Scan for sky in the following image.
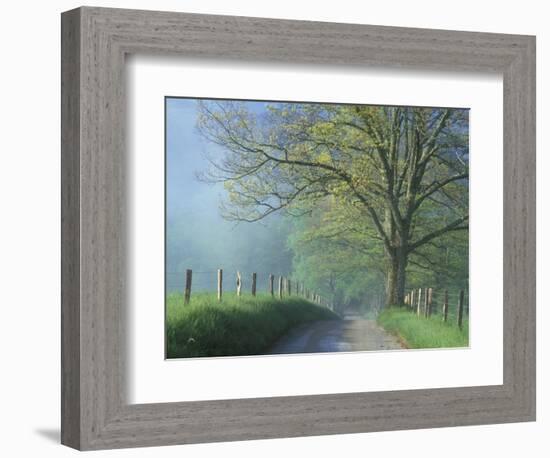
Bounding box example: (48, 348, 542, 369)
(165, 98, 293, 293)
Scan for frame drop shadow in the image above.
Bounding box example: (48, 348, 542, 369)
(35, 428, 60, 443)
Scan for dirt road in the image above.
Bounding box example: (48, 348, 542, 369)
(268, 318, 403, 354)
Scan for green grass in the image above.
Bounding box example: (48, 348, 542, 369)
(166, 292, 340, 358)
(377, 307, 469, 349)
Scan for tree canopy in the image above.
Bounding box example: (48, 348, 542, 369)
(195, 100, 469, 307)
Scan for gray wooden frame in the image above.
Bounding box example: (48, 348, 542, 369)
(61, 6, 536, 451)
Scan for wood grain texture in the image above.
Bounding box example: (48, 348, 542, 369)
(61, 7, 81, 450)
(61, 6, 536, 450)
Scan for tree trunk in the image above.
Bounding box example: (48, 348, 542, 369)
(385, 248, 407, 307)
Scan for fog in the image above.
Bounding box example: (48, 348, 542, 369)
(166, 98, 294, 293)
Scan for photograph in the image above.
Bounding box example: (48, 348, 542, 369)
(165, 97, 470, 359)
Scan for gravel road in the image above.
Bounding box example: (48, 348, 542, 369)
(268, 318, 404, 354)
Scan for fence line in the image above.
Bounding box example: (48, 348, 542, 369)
(404, 287, 468, 330)
(177, 268, 334, 310)
(176, 269, 467, 325)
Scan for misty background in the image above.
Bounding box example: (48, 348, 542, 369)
(166, 98, 294, 293)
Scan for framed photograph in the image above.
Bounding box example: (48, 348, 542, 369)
(61, 6, 535, 450)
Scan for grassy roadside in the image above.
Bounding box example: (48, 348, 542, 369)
(166, 292, 339, 358)
(377, 307, 469, 349)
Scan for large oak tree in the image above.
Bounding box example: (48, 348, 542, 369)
(196, 101, 468, 306)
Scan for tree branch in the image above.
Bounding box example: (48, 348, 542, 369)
(414, 173, 468, 210)
(409, 216, 469, 252)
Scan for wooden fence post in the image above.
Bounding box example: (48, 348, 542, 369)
(269, 274, 274, 296)
(416, 288, 422, 316)
(411, 290, 415, 311)
(236, 271, 242, 297)
(423, 288, 428, 318)
(457, 290, 465, 329)
(427, 288, 433, 317)
(251, 272, 257, 296)
(278, 276, 283, 299)
(217, 269, 223, 302)
(442, 290, 449, 322)
(184, 269, 192, 305)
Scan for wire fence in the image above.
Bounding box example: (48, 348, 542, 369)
(169, 268, 333, 310)
(167, 270, 468, 328)
(167, 270, 278, 294)
(404, 287, 469, 329)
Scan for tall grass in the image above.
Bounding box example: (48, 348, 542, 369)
(377, 307, 469, 349)
(166, 292, 339, 358)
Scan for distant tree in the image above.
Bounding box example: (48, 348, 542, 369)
(197, 101, 468, 306)
(287, 195, 386, 311)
